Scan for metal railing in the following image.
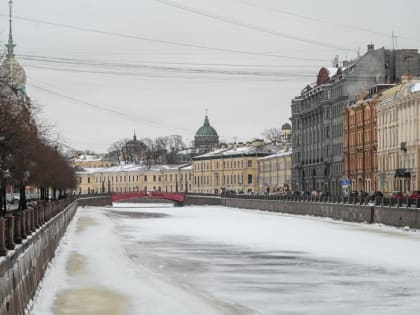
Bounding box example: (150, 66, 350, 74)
(0, 194, 111, 257)
(220, 194, 420, 208)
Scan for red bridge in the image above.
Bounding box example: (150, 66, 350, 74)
(111, 191, 185, 203)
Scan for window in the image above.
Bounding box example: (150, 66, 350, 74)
(144, 176, 147, 182)
(87, 177, 90, 184)
(248, 174, 253, 184)
(247, 160, 252, 167)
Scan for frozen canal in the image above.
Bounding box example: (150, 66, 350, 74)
(31, 203, 420, 315)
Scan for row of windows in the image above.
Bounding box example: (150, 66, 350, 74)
(195, 160, 251, 170)
(194, 174, 252, 186)
(83, 173, 192, 185)
(258, 161, 291, 172)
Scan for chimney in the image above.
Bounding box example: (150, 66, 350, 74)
(367, 44, 375, 53)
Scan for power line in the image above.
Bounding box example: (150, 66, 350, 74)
(229, 0, 420, 44)
(19, 53, 321, 69)
(27, 83, 194, 133)
(21, 54, 384, 83)
(20, 54, 319, 79)
(0, 14, 330, 62)
(28, 82, 239, 142)
(26, 64, 309, 83)
(149, 0, 354, 52)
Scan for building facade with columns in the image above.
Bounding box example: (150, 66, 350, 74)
(257, 149, 292, 193)
(192, 140, 271, 194)
(377, 80, 420, 195)
(75, 163, 193, 195)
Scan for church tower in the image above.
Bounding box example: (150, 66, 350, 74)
(0, 0, 27, 92)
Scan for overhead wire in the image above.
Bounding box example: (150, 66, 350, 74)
(148, 0, 355, 52)
(20, 54, 319, 79)
(0, 14, 331, 62)
(20, 53, 321, 69)
(21, 53, 383, 83)
(229, 0, 420, 44)
(27, 82, 193, 133)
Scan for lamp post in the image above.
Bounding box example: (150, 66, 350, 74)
(2, 170, 11, 215)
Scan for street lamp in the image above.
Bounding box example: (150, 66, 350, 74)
(3, 169, 11, 213)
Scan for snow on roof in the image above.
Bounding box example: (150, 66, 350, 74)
(72, 154, 102, 162)
(76, 163, 189, 174)
(179, 164, 193, 170)
(411, 83, 420, 93)
(327, 67, 339, 77)
(195, 146, 266, 159)
(223, 146, 260, 156)
(258, 150, 292, 161)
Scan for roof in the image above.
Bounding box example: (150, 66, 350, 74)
(194, 145, 270, 160)
(258, 150, 292, 161)
(72, 154, 103, 162)
(378, 81, 420, 107)
(76, 163, 189, 174)
(281, 122, 291, 130)
(410, 83, 420, 93)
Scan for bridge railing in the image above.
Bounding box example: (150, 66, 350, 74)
(111, 191, 185, 202)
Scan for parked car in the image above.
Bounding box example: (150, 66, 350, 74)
(407, 191, 420, 199)
(360, 191, 369, 198)
(389, 191, 404, 198)
(368, 191, 383, 201)
(349, 190, 359, 197)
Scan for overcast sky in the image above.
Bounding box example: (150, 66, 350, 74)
(1, 0, 419, 152)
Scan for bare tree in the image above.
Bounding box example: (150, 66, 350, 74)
(107, 139, 129, 164)
(262, 127, 282, 145)
(0, 80, 76, 213)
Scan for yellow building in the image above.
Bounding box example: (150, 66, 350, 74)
(75, 163, 192, 195)
(192, 141, 271, 194)
(377, 80, 420, 194)
(257, 150, 292, 193)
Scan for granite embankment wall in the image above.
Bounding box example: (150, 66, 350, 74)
(0, 195, 111, 315)
(223, 198, 420, 229)
(185, 195, 223, 206)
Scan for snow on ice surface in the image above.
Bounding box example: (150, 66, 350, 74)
(30, 203, 420, 315)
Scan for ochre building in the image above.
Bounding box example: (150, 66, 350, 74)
(192, 140, 271, 194)
(377, 80, 420, 194)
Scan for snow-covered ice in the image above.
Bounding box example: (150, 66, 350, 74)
(30, 203, 420, 314)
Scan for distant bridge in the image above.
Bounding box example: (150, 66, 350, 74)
(111, 191, 185, 205)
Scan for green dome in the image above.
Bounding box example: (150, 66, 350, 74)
(194, 115, 219, 148)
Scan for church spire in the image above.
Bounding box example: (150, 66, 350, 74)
(203, 108, 210, 126)
(6, 0, 16, 58)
